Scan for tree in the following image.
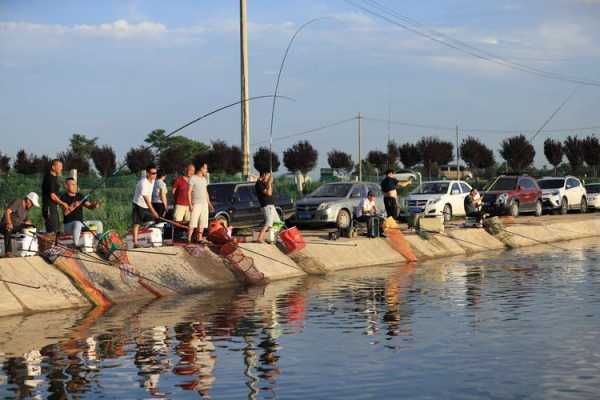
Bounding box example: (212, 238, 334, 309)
(386, 140, 400, 170)
(417, 137, 454, 178)
(32, 155, 51, 174)
(91, 146, 117, 177)
(145, 129, 209, 164)
(0, 152, 10, 174)
(327, 150, 354, 173)
(253, 147, 280, 174)
(399, 143, 421, 169)
(59, 150, 90, 175)
(205, 140, 242, 175)
(460, 137, 495, 173)
(283, 141, 318, 175)
(159, 144, 189, 175)
(353, 159, 377, 178)
(583, 136, 600, 177)
(563, 136, 585, 174)
(126, 146, 155, 174)
(367, 150, 388, 176)
(499, 135, 535, 172)
(14, 150, 36, 174)
(69, 133, 99, 158)
(144, 129, 170, 152)
(543, 139, 563, 176)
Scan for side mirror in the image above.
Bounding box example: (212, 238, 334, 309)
(231, 194, 238, 203)
(517, 185, 523, 191)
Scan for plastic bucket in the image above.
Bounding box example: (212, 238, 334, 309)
(279, 227, 305, 254)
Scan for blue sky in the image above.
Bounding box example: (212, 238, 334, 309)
(2, 0, 600, 171)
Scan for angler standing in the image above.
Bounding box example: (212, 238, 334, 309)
(42, 159, 68, 233)
(187, 161, 213, 243)
(151, 170, 169, 219)
(172, 163, 195, 223)
(381, 169, 401, 220)
(255, 170, 281, 243)
(131, 164, 160, 248)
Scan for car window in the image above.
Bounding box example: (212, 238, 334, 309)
(412, 182, 450, 195)
(519, 178, 535, 190)
(350, 185, 366, 198)
(566, 178, 580, 188)
(460, 183, 471, 193)
(585, 184, 600, 194)
(208, 185, 235, 203)
(539, 179, 564, 190)
(488, 177, 517, 191)
(450, 183, 461, 194)
(236, 185, 257, 202)
(308, 183, 353, 198)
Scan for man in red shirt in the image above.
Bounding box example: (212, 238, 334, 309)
(172, 163, 195, 222)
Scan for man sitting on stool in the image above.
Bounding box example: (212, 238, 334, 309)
(0, 192, 39, 257)
(61, 178, 104, 248)
(356, 191, 385, 238)
(464, 188, 483, 224)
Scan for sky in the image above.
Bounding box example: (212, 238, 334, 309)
(1, 0, 600, 173)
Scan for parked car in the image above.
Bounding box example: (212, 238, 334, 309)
(407, 180, 472, 222)
(584, 183, 600, 210)
(482, 174, 542, 217)
(294, 182, 385, 229)
(538, 176, 587, 214)
(207, 182, 294, 228)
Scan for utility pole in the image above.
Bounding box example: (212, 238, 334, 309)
(240, 0, 251, 180)
(456, 125, 461, 180)
(358, 113, 362, 181)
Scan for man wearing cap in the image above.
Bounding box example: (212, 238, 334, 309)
(0, 193, 40, 257)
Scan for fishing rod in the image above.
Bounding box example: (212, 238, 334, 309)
(0, 278, 41, 290)
(75, 94, 293, 209)
(237, 244, 303, 271)
(268, 17, 330, 173)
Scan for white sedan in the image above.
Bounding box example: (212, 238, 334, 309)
(585, 183, 600, 209)
(407, 180, 473, 222)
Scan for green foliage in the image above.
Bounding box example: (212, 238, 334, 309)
(69, 133, 99, 158)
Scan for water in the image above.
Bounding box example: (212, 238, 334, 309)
(1, 238, 600, 399)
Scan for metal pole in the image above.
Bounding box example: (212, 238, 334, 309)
(456, 125, 461, 180)
(240, 0, 251, 180)
(358, 113, 362, 181)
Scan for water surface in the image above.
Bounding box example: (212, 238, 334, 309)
(1, 238, 600, 399)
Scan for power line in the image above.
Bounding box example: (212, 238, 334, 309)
(344, 0, 600, 87)
(251, 117, 356, 147)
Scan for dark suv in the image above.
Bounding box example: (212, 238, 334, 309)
(482, 175, 543, 217)
(207, 182, 294, 228)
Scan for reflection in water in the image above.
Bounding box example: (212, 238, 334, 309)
(1, 238, 600, 399)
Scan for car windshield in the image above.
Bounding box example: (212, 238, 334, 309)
(539, 179, 564, 190)
(208, 185, 235, 202)
(412, 182, 449, 195)
(488, 177, 517, 191)
(585, 184, 600, 194)
(308, 183, 353, 198)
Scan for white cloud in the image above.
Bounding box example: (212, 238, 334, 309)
(0, 20, 167, 39)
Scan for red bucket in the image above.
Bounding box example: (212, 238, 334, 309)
(279, 227, 305, 254)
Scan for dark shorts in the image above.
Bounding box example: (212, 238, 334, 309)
(132, 203, 153, 226)
(384, 197, 398, 219)
(43, 204, 59, 233)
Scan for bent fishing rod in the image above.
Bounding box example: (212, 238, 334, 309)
(76, 94, 293, 208)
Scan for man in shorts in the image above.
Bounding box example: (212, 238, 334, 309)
(132, 164, 160, 247)
(255, 171, 281, 243)
(187, 161, 213, 242)
(172, 163, 195, 222)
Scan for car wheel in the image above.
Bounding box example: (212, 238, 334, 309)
(336, 209, 352, 229)
(509, 201, 519, 217)
(560, 197, 568, 215)
(580, 197, 588, 214)
(215, 214, 229, 228)
(534, 200, 543, 217)
(442, 204, 452, 223)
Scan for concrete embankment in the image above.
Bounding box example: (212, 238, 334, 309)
(0, 215, 599, 318)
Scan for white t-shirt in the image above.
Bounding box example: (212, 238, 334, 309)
(357, 198, 377, 218)
(189, 175, 209, 205)
(133, 177, 154, 209)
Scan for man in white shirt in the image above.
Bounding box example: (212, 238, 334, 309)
(132, 164, 160, 247)
(356, 191, 385, 237)
(187, 161, 214, 242)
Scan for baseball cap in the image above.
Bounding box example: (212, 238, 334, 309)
(26, 192, 40, 208)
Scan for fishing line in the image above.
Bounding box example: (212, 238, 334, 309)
(0, 278, 41, 290)
(268, 17, 331, 172)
